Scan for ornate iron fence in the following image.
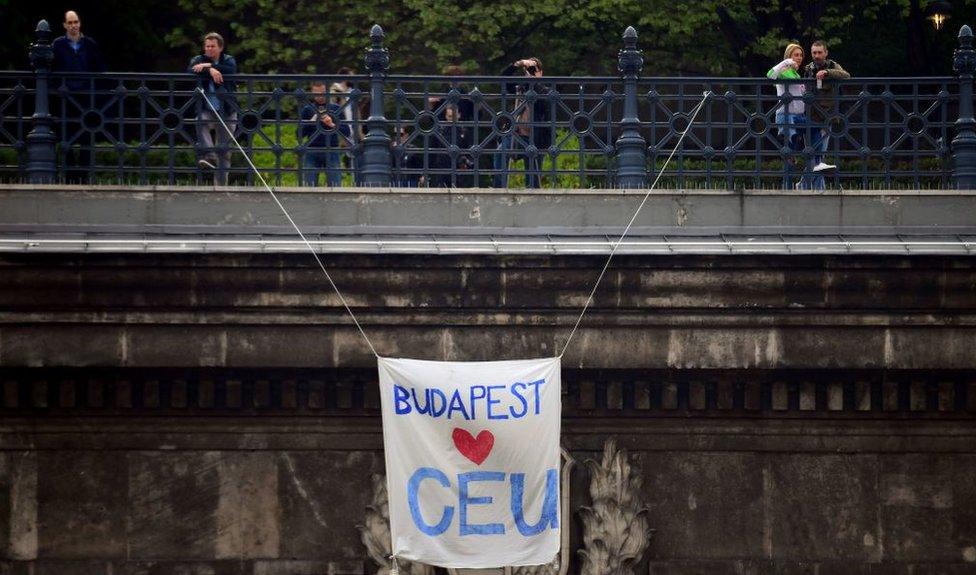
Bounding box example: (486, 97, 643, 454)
(637, 77, 955, 189)
(6, 21, 976, 189)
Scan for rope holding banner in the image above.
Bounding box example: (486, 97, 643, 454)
(198, 85, 708, 362)
(195, 87, 380, 359)
(389, 554, 400, 575)
(558, 91, 713, 359)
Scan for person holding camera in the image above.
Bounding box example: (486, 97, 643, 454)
(493, 57, 551, 189)
(298, 80, 343, 187)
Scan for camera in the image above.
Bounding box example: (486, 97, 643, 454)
(526, 66, 537, 75)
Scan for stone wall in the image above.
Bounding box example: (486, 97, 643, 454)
(1, 252, 975, 574)
(1, 397, 974, 574)
(2, 253, 976, 369)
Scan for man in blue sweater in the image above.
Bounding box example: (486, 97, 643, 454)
(52, 10, 106, 182)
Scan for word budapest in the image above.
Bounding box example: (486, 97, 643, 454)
(392, 379, 546, 420)
(378, 357, 561, 567)
(407, 467, 558, 536)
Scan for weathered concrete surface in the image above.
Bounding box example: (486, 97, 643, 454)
(1, 421, 975, 573)
(37, 451, 127, 558)
(1, 254, 975, 369)
(640, 452, 765, 558)
(1, 186, 976, 232)
(1, 446, 383, 568)
(1, 187, 974, 573)
(3, 417, 975, 453)
(4, 312, 976, 369)
(0, 453, 36, 560)
(635, 450, 976, 571)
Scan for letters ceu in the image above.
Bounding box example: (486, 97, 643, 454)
(407, 467, 559, 536)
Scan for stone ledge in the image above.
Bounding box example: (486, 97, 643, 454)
(2, 416, 974, 453)
(2, 187, 976, 231)
(4, 324, 976, 368)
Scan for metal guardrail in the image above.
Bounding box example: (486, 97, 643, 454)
(5, 22, 976, 190)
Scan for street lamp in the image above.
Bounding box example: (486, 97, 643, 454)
(926, 0, 953, 30)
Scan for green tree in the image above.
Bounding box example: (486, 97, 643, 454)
(164, 0, 431, 73)
(394, 0, 975, 76)
(5, 0, 976, 76)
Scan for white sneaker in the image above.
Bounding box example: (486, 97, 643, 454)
(812, 161, 837, 172)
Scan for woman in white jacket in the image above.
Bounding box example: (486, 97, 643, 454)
(767, 43, 807, 189)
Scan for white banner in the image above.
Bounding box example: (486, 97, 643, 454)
(378, 357, 561, 568)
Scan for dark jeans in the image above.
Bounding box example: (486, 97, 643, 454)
(779, 113, 807, 190)
(53, 93, 95, 183)
(61, 120, 93, 183)
(493, 134, 542, 189)
(302, 150, 342, 187)
(804, 129, 830, 190)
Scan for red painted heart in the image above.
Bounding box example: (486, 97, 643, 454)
(452, 428, 494, 465)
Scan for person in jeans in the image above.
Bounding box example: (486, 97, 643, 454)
(188, 32, 238, 185)
(298, 81, 342, 187)
(767, 43, 807, 190)
(493, 57, 551, 189)
(803, 40, 850, 190)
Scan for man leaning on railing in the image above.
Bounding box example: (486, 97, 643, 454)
(803, 40, 849, 190)
(188, 31, 238, 186)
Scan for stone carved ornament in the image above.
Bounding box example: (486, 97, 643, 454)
(358, 473, 434, 575)
(578, 440, 652, 575)
(361, 442, 649, 574)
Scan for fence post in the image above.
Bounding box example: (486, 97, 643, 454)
(615, 26, 647, 189)
(26, 20, 57, 184)
(360, 24, 392, 187)
(953, 25, 976, 189)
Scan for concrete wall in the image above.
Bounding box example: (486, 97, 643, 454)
(1, 252, 975, 574)
(2, 187, 976, 231)
(2, 253, 976, 369)
(1, 408, 975, 574)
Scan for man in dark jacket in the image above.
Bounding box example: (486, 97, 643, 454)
(803, 40, 850, 190)
(189, 32, 238, 185)
(493, 57, 552, 189)
(298, 81, 343, 187)
(52, 10, 106, 182)
(428, 102, 474, 188)
(52, 11, 106, 88)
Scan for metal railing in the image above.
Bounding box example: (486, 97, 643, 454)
(5, 21, 976, 190)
